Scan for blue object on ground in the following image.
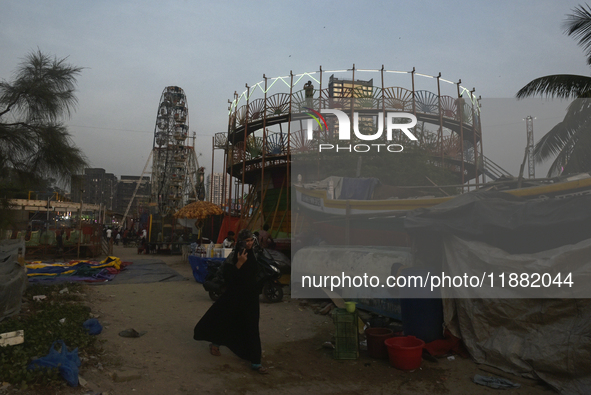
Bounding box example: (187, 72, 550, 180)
(473, 374, 521, 389)
(189, 256, 225, 283)
(28, 340, 81, 386)
(83, 318, 103, 335)
(400, 268, 444, 343)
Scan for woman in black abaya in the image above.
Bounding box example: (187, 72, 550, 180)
(193, 229, 268, 374)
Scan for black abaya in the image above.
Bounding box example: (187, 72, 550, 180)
(193, 250, 262, 364)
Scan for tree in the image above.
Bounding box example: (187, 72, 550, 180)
(0, 50, 87, 196)
(516, 4, 591, 176)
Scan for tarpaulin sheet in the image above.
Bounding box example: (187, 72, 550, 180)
(444, 297, 591, 394)
(440, 235, 591, 299)
(405, 191, 591, 254)
(0, 239, 27, 321)
(339, 177, 379, 200)
(97, 259, 186, 284)
(405, 191, 591, 394)
(26, 256, 124, 282)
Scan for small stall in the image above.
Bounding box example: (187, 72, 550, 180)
(174, 201, 228, 282)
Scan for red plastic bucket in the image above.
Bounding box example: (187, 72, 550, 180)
(365, 328, 394, 359)
(384, 336, 425, 370)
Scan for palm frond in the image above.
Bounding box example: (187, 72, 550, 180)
(534, 99, 591, 176)
(516, 75, 591, 99)
(564, 4, 591, 65)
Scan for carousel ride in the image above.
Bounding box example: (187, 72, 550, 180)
(211, 67, 511, 248)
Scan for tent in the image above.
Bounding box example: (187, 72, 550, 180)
(405, 191, 591, 394)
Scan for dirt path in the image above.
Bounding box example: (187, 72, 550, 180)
(51, 246, 552, 394)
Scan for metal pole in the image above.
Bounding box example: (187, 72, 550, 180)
(77, 196, 83, 259)
(381, 65, 386, 142)
(411, 67, 416, 116)
(228, 91, 238, 215)
(210, 136, 215, 202)
(350, 64, 355, 127)
(437, 73, 444, 164)
(241, 84, 250, 221)
(470, 88, 478, 187)
(478, 96, 485, 184)
(260, 75, 268, 225)
(457, 80, 465, 191)
(317, 66, 323, 180)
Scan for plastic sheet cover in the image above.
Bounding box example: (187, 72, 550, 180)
(0, 239, 27, 321)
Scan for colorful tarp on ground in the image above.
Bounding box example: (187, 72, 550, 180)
(26, 256, 131, 283)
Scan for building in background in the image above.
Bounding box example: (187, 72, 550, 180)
(70, 170, 150, 218)
(70, 168, 118, 209)
(207, 172, 230, 206)
(116, 175, 151, 217)
(327, 75, 375, 137)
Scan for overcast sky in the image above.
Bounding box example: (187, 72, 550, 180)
(1, 0, 589, 185)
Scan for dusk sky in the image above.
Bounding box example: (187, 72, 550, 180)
(1, 0, 590, 184)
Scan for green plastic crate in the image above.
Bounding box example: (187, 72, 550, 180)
(332, 308, 359, 359)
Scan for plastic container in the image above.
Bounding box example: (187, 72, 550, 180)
(399, 268, 444, 343)
(344, 301, 356, 313)
(188, 256, 209, 283)
(365, 328, 394, 359)
(400, 298, 443, 343)
(332, 308, 358, 359)
(384, 335, 425, 370)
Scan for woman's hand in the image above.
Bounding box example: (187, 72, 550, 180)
(236, 249, 248, 269)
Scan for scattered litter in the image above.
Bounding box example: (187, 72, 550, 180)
(0, 330, 24, 347)
(118, 328, 147, 338)
(59, 287, 69, 294)
(28, 340, 81, 387)
(32, 295, 46, 301)
(59, 318, 66, 324)
(83, 319, 103, 335)
(473, 374, 521, 389)
(359, 340, 367, 351)
(447, 356, 455, 361)
(319, 303, 335, 315)
(322, 341, 335, 349)
(422, 349, 438, 363)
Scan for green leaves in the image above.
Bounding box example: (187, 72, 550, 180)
(0, 283, 99, 387)
(515, 5, 591, 175)
(0, 50, 87, 195)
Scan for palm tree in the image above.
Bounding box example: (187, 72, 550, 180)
(0, 50, 87, 193)
(516, 4, 591, 176)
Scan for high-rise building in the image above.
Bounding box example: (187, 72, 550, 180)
(327, 75, 375, 138)
(207, 173, 229, 206)
(75, 168, 118, 209)
(328, 75, 373, 99)
(116, 175, 151, 217)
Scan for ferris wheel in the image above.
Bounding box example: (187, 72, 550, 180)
(151, 86, 203, 216)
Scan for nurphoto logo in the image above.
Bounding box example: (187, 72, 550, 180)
(304, 108, 418, 153)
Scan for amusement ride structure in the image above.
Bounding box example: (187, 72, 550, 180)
(151, 86, 203, 216)
(121, 86, 204, 229)
(211, 66, 512, 246)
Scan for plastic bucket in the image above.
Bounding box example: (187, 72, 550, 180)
(365, 328, 394, 359)
(384, 336, 425, 370)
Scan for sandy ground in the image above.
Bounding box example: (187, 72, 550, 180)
(22, 245, 555, 394)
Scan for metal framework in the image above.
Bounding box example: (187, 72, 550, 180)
(525, 115, 535, 179)
(151, 86, 202, 216)
(218, 67, 488, 187)
(212, 67, 495, 237)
